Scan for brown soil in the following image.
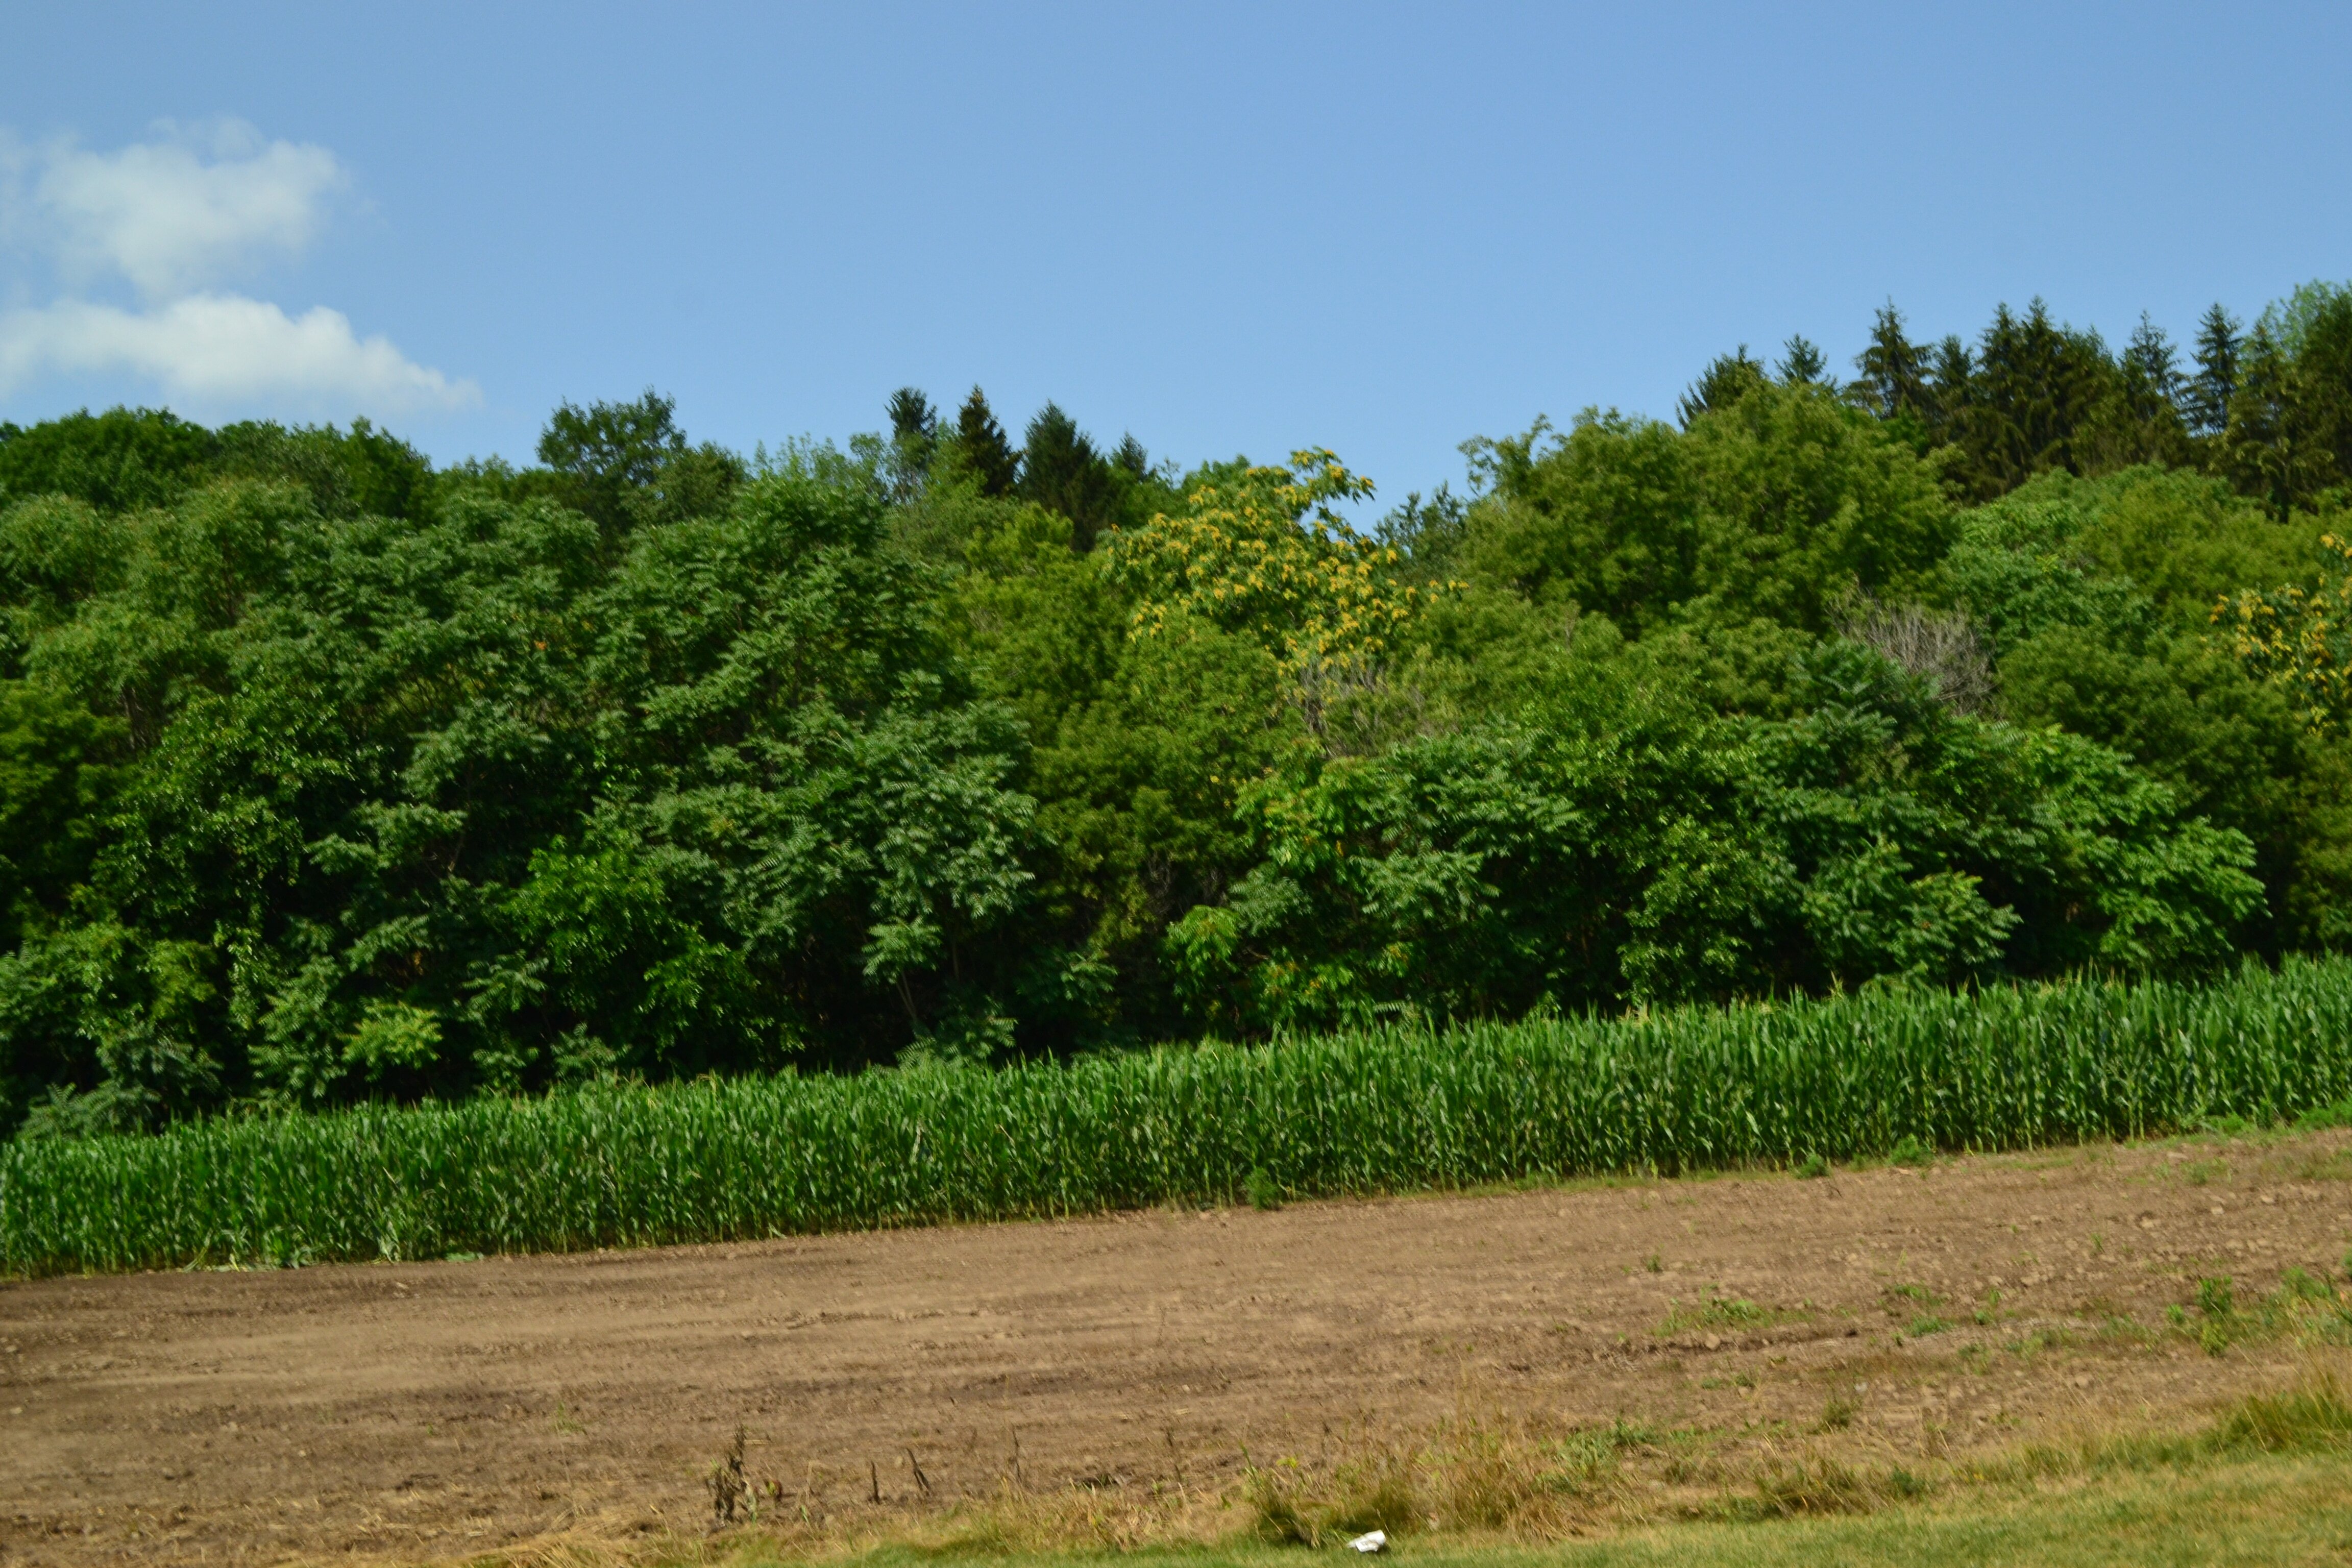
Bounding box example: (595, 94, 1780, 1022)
(6, 1130, 2351, 1565)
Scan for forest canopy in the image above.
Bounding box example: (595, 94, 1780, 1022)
(4, 283, 2351, 1136)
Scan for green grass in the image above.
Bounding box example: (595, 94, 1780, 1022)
(734, 1457, 2352, 1566)
(9, 956, 2352, 1277)
(655, 1376, 2352, 1567)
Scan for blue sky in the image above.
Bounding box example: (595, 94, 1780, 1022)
(2, 1, 2347, 509)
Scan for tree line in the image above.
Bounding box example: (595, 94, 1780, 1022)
(2, 281, 2348, 1135)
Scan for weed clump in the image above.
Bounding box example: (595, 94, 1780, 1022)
(2214, 1372, 2352, 1453)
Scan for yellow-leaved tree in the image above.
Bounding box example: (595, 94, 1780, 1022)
(1103, 450, 1446, 739)
(2216, 533, 2352, 730)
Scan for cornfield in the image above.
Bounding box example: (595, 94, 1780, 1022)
(7, 958, 2351, 1277)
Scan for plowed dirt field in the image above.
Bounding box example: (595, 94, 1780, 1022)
(6, 1130, 2352, 1565)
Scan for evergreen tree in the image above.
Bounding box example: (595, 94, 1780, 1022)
(2188, 304, 2241, 437)
(1677, 346, 1768, 427)
(2095, 313, 2193, 470)
(1927, 334, 1974, 449)
(2222, 323, 2302, 517)
(1776, 335, 1829, 386)
(955, 386, 1020, 498)
(1854, 303, 1929, 421)
(888, 387, 937, 448)
(2281, 283, 2352, 489)
(1957, 300, 2115, 495)
(1019, 402, 1119, 550)
(885, 387, 938, 501)
(2120, 314, 2182, 418)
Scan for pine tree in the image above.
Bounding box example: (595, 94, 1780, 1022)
(2121, 315, 2181, 412)
(2104, 313, 2192, 468)
(1019, 402, 1118, 550)
(1963, 300, 2113, 491)
(1927, 334, 1973, 439)
(1854, 303, 1928, 421)
(1776, 335, 1829, 386)
(2188, 305, 2241, 438)
(1924, 333, 1987, 496)
(955, 386, 1019, 498)
(2284, 284, 2352, 491)
(1676, 346, 1768, 427)
(887, 387, 936, 447)
(884, 387, 937, 501)
(2223, 323, 2302, 517)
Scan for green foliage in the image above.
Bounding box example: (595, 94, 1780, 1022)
(1166, 641, 2259, 1033)
(1462, 382, 1953, 635)
(1017, 403, 1119, 550)
(1949, 469, 2352, 953)
(9, 955, 2352, 1275)
(0, 406, 433, 522)
(954, 386, 1020, 499)
(0, 407, 220, 513)
(0, 682, 122, 932)
(0, 409, 1036, 1131)
(946, 496, 1300, 1045)
(531, 389, 745, 535)
(3, 278, 2350, 1137)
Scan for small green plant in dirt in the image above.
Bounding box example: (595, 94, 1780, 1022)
(2193, 1273, 2252, 1355)
(1888, 1134, 1935, 1168)
(1658, 1291, 1806, 1337)
(2004, 1327, 2074, 1361)
(2168, 1267, 2352, 1355)
(2180, 1158, 2228, 1187)
(1793, 1152, 1830, 1180)
(707, 1426, 750, 1528)
(2279, 1266, 2331, 1305)
(1817, 1389, 1858, 1431)
(2091, 1310, 2153, 1346)
(1974, 1287, 2004, 1326)
(1244, 1166, 1283, 1211)
(1883, 1282, 1944, 1328)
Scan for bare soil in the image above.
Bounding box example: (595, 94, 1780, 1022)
(6, 1130, 2352, 1565)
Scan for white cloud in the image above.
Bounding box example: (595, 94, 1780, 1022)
(0, 293, 479, 414)
(26, 120, 347, 300)
(0, 121, 474, 420)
